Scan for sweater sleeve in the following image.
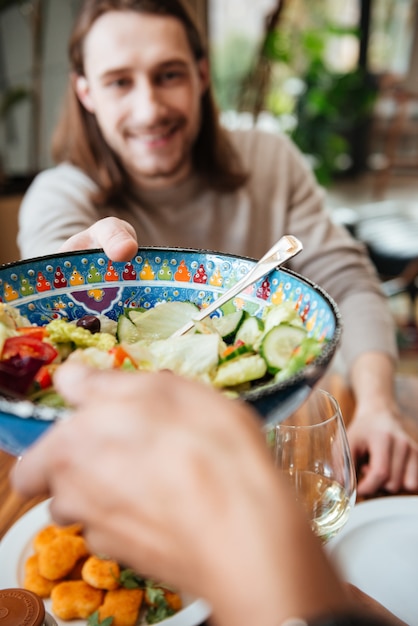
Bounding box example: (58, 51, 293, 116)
(18, 164, 102, 259)
(279, 136, 398, 370)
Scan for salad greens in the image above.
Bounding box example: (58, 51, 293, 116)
(0, 299, 325, 405)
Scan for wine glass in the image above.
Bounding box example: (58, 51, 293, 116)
(274, 387, 357, 543)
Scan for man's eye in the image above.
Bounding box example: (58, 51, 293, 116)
(107, 77, 131, 89)
(158, 70, 185, 85)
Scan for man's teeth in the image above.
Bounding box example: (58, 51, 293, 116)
(139, 128, 175, 141)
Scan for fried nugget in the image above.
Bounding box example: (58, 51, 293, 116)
(163, 590, 182, 612)
(23, 554, 57, 598)
(51, 580, 103, 620)
(81, 555, 121, 590)
(38, 534, 89, 580)
(33, 525, 58, 552)
(33, 523, 83, 553)
(98, 587, 144, 626)
(66, 555, 89, 580)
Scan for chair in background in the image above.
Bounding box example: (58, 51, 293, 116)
(332, 201, 418, 343)
(370, 80, 418, 199)
(369, 5, 418, 199)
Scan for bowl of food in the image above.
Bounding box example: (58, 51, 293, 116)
(0, 247, 341, 454)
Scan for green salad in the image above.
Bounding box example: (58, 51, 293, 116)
(0, 300, 325, 407)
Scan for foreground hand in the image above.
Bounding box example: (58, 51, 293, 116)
(12, 365, 350, 626)
(58, 216, 138, 262)
(348, 405, 418, 496)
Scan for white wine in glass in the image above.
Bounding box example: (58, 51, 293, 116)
(274, 388, 357, 543)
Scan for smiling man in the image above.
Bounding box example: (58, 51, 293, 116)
(74, 9, 208, 188)
(17, 0, 418, 499)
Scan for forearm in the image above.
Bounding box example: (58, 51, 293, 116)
(336, 290, 398, 374)
(349, 351, 397, 415)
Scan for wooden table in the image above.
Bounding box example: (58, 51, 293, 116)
(1, 373, 418, 541)
(0, 194, 21, 265)
(0, 455, 45, 540)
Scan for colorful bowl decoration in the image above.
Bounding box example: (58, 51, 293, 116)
(0, 247, 342, 455)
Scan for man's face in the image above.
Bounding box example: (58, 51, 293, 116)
(75, 11, 209, 189)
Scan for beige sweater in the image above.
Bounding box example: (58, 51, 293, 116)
(18, 128, 397, 369)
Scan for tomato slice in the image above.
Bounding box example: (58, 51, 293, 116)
(0, 336, 58, 395)
(33, 364, 55, 390)
(2, 336, 57, 363)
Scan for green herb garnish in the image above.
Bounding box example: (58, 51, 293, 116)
(119, 567, 147, 589)
(87, 611, 113, 626)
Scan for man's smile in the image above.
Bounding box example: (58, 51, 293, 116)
(125, 120, 183, 147)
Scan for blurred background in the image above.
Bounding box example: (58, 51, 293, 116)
(1, 0, 417, 189)
(0, 0, 417, 369)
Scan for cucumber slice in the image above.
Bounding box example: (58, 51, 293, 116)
(219, 342, 252, 363)
(128, 301, 200, 340)
(117, 315, 142, 343)
(211, 310, 245, 341)
(260, 324, 307, 374)
(235, 316, 264, 348)
(126, 307, 146, 316)
(274, 337, 324, 382)
(263, 301, 304, 333)
(213, 354, 267, 387)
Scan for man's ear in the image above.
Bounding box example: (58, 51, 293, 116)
(197, 57, 210, 95)
(72, 73, 95, 113)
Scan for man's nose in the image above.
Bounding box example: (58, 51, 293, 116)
(130, 80, 166, 124)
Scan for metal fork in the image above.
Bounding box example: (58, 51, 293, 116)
(171, 235, 303, 338)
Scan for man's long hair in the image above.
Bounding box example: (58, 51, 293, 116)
(51, 0, 248, 205)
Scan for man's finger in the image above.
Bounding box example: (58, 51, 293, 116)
(59, 232, 93, 253)
(53, 362, 133, 406)
(59, 218, 138, 262)
(11, 423, 64, 498)
(88, 217, 138, 261)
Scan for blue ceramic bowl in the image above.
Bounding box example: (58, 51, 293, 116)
(0, 247, 342, 454)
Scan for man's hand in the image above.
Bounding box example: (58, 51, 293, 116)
(348, 404, 418, 495)
(12, 364, 351, 626)
(348, 352, 418, 496)
(59, 216, 138, 262)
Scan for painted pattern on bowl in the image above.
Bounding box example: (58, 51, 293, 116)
(0, 248, 337, 342)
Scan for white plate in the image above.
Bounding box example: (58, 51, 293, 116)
(327, 496, 418, 626)
(0, 500, 211, 626)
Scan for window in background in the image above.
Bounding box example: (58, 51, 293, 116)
(0, 0, 82, 178)
(368, 0, 416, 77)
(322, 0, 359, 72)
(209, 0, 277, 111)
